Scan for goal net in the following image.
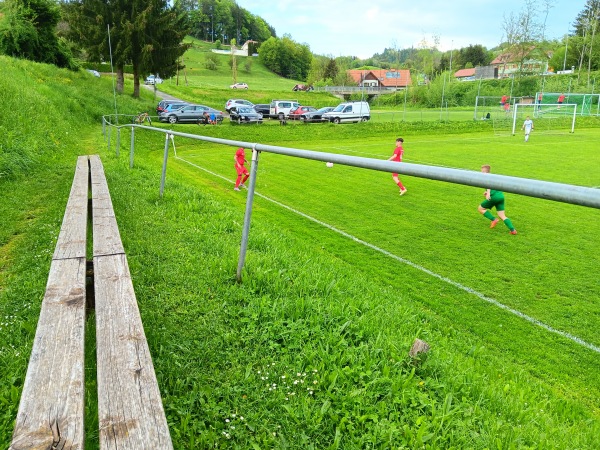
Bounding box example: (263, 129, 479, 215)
(511, 103, 577, 135)
(535, 92, 600, 116)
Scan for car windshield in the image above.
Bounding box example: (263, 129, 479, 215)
(238, 107, 252, 113)
(318, 107, 332, 112)
(332, 105, 345, 112)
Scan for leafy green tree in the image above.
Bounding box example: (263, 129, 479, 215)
(572, 0, 600, 79)
(258, 34, 311, 81)
(458, 45, 490, 68)
(64, 0, 190, 97)
(322, 57, 338, 81)
(0, 0, 77, 69)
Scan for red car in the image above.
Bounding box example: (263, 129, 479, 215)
(287, 106, 318, 120)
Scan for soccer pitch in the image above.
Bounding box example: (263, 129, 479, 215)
(170, 127, 600, 354)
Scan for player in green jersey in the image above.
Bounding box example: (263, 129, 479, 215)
(478, 165, 517, 235)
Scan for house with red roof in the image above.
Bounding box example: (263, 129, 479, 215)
(454, 68, 476, 81)
(347, 69, 411, 90)
(491, 47, 552, 78)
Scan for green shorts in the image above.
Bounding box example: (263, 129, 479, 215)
(480, 190, 505, 211)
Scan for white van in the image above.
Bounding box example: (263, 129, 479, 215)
(322, 101, 370, 123)
(269, 100, 300, 119)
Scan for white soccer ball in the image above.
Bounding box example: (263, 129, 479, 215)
(326, 162, 334, 168)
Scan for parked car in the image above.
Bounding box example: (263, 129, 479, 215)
(229, 107, 263, 124)
(292, 84, 313, 91)
(86, 69, 100, 78)
(145, 75, 163, 85)
(156, 99, 188, 114)
(287, 106, 318, 120)
(253, 104, 270, 116)
(322, 101, 371, 123)
(299, 106, 335, 122)
(225, 98, 254, 113)
(230, 82, 249, 89)
(160, 102, 189, 114)
(160, 104, 224, 124)
(269, 100, 300, 119)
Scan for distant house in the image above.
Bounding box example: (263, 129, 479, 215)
(347, 69, 411, 90)
(491, 47, 552, 78)
(454, 68, 476, 81)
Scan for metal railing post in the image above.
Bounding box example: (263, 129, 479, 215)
(236, 144, 260, 282)
(116, 128, 121, 157)
(129, 126, 135, 168)
(159, 133, 170, 198)
(107, 125, 111, 153)
(102, 117, 106, 136)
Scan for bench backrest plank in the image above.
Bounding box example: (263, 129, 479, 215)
(90, 155, 173, 449)
(10, 157, 89, 450)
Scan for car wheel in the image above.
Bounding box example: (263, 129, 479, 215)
(361, 117, 368, 122)
(237, 117, 242, 124)
(333, 117, 341, 124)
(278, 113, 285, 120)
(168, 115, 177, 124)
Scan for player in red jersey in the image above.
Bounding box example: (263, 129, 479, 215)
(234, 147, 249, 191)
(388, 138, 407, 195)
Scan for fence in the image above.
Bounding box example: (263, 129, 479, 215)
(102, 115, 600, 282)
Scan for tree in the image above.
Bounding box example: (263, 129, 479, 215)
(501, 0, 546, 78)
(64, 0, 190, 97)
(573, 0, 600, 82)
(258, 34, 312, 81)
(458, 45, 489, 68)
(0, 0, 77, 69)
(322, 58, 338, 81)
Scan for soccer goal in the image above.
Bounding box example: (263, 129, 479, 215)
(536, 92, 600, 116)
(511, 103, 577, 135)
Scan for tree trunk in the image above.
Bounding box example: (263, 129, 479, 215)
(116, 67, 124, 94)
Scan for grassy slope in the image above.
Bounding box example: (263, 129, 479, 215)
(1, 55, 600, 449)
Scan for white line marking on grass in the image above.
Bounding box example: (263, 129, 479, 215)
(175, 155, 600, 354)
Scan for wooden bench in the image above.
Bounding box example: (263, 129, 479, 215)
(10, 155, 172, 450)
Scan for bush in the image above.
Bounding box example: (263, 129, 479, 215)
(204, 53, 221, 71)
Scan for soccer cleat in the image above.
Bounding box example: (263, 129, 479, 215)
(490, 218, 499, 228)
(509, 229, 518, 235)
(399, 189, 407, 196)
(234, 187, 240, 191)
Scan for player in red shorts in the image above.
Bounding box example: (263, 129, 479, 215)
(388, 137, 407, 195)
(234, 147, 249, 191)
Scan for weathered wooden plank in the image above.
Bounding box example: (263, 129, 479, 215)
(89, 155, 124, 257)
(94, 253, 173, 450)
(10, 257, 87, 450)
(53, 156, 89, 260)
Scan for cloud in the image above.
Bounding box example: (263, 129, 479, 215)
(236, 0, 581, 58)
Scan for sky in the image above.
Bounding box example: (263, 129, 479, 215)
(234, 0, 585, 59)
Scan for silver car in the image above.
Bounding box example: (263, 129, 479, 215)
(160, 104, 224, 124)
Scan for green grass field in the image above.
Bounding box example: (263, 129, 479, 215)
(2, 53, 600, 449)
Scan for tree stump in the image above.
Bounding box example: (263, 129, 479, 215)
(409, 338, 430, 358)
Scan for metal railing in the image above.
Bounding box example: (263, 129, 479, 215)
(102, 115, 600, 282)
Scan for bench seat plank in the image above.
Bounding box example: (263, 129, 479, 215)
(89, 155, 124, 257)
(53, 155, 89, 260)
(10, 157, 89, 450)
(94, 253, 173, 450)
(90, 156, 172, 450)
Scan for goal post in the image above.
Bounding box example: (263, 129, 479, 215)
(511, 103, 577, 135)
